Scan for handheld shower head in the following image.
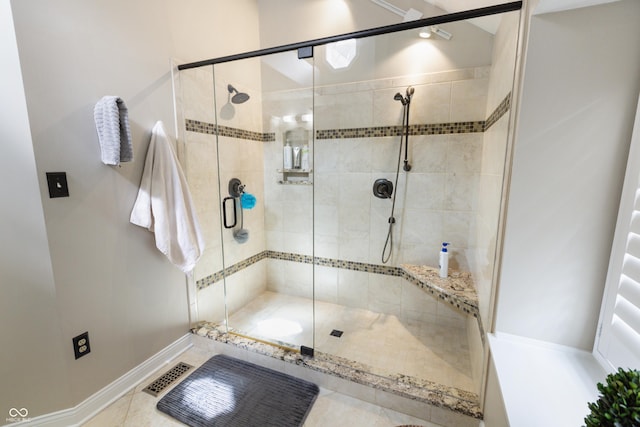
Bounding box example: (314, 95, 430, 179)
(406, 86, 415, 102)
(227, 84, 250, 104)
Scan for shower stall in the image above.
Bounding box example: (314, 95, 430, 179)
(175, 1, 521, 418)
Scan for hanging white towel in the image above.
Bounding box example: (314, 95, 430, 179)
(130, 121, 205, 273)
(94, 95, 133, 165)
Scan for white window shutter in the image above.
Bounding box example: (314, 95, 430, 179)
(595, 96, 640, 371)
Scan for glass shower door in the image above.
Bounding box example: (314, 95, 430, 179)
(180, 64, 226, 328)
(213, 49, 316, 351)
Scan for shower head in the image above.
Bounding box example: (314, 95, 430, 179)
(394, 92, 408, 105)
(394, 87, 415, 105)
(227, 84, 250, 104)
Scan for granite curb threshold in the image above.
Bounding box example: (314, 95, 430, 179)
(191, 322, 482, 420)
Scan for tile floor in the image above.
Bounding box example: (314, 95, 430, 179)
(228, 291, 474, 392)
(83, 346, 440, 427)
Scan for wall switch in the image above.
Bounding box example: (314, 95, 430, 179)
(46, 172, 69, 198)
(72, 332, 91, 359)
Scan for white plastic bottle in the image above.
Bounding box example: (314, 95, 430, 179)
(301, 144, 309, 170)
(439, 242, 449, 278)
(283, 142, 293, 170)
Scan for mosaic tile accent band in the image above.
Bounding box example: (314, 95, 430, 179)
(195, 250, 403, 291)
(186, 119, 275, 142)
(196, 251, 269, 290)
(185, 92, 511, 142)
(195, 250, 480, 313)
(267, 250, 404, 277)
(484, 93, 511, 131)
(195, 250, 484, 340)
(315, 121, 485, 139)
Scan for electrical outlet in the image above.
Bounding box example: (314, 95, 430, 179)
(72, 332, 91, 359)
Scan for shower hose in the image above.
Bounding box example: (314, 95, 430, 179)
(381, 102, 408, 264)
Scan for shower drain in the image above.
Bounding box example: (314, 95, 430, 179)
(142, 362, 193, 397)
(330, 329, 344, 337)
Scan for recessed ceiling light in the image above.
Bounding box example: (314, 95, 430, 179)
(418, 28, 432, 38)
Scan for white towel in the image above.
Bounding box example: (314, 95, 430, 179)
(94, 96, 133, 165)
(130, 121, 205, 273)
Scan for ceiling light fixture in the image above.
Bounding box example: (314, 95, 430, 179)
(370, 0, 423, 21)
(431, 26, 453, 40)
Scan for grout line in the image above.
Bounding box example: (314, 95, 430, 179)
(120, 389, 135, 426)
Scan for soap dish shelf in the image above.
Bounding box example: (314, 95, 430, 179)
(277, 169, 312, 173)
(278, 180, 313, 185)
(277, 168, 312, 185)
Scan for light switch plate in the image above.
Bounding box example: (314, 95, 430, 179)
(46, 172, 69, 198)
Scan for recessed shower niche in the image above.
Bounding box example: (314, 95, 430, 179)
(177, 2, 522, 420)
(279, 128, 312, 185)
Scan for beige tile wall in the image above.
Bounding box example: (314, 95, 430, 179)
(175, 62, 518, 403)
(178, 62, 267, 323)
(261, 68, 489, 307)
(179, 64, 504, 341)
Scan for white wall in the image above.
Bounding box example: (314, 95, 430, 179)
(256, 0, 494, 49)
(166, 0, 261, 64)
(482, 357, 509, 427)
(2, 0, 260, 418)
(496, 0, 640, 350)
(9, 0, 188, 411)
(0, 0, 72, 417)
(258, 0, 495, 85)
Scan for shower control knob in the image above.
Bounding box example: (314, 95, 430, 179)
(373, 178, 394, 199)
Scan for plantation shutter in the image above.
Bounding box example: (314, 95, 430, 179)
(596, 97, 640, 371)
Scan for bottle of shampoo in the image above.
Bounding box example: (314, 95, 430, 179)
(283, 142, 293, 170)
(439, 242, 449, 278)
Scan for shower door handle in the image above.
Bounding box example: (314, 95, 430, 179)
(222, 196, 237, 229)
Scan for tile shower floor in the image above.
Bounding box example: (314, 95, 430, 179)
(228, 291, 474, 393)
(84, 346, 439, 426)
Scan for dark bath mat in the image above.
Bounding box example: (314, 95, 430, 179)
(157, 354, 319, 427)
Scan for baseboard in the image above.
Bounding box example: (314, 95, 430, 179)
(15, 334, 192, 427)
